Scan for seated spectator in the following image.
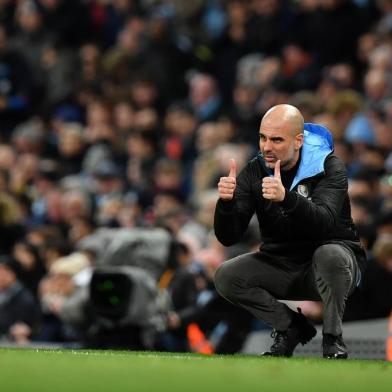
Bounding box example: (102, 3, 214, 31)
(0, 256, 41, 344)
(0, 192, 25, 253)
(155, 242, 199, 352)
(11, 241, 46, 298)
(37, 251, 91, 343)
(163, 103, 197, 164)
(0, 24, 34, 139)
(188, 73, 223, 122)
(345, 234, 392, 321)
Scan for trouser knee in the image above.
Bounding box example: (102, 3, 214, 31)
(313, 244, 352, 278)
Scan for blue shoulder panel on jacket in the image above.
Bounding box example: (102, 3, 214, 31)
(304, 123, 334, 149)
(290, 123, 334, 190)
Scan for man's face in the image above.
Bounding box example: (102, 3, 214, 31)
(259, 116, 303, 170)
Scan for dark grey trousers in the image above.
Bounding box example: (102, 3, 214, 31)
(214, 244, 360, 336)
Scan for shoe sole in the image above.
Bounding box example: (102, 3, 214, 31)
(323, 353, 348, 359)
(260, 352, 288, 357)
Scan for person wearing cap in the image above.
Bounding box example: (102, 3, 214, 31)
(93, 160, 124, 210)
(213, 104, 367, 359)
(0, 256, 41, 344)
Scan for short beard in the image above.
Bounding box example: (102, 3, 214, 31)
(280, 157, 298, 171)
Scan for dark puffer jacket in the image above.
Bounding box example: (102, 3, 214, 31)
(214, 123, 367, 277)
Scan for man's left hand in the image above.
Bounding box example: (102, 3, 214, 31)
(262, 160, 285, 202)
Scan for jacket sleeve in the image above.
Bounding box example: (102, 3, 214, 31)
(279, 155, 348, 236)
(214, 164, 256, 246)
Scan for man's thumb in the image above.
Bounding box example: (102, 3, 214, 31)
(274, 160, 281, 179)
(228, 159, 237, 178)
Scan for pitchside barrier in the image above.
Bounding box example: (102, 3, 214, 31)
(242, 315, 392, 360)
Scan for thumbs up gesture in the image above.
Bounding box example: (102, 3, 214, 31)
(262, 160, 286, 202)
(218, 159, 237, 201)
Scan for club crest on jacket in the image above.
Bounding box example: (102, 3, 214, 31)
(297, 184, 309, 198)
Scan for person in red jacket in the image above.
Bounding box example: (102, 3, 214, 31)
(214, 104, 366, 359)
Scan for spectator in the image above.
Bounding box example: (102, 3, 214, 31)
(188, 73, 223, 122)
(299, 0, 367, 66)
(12, 241, 46, 298)
(10, 0, 54, 94)
(56, 122, 86, 176)
(345, 234, 392, 320)
(246, 0, 295, 56)
(37, 0, 91, 48)
(163, 103, 197, 165)
(0, 24, 34, 138)
(0, 192, 25, 253)
(156, 241, 199, 352)
(38, 251, 91, 343)
(0, 255, 41, 344)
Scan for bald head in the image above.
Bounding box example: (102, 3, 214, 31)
(259, 104, 305, 170)
(262, 104, 304, 137)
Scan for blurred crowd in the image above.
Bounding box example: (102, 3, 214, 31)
(0, 0, 392, 352)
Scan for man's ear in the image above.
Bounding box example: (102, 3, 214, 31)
(295, 133, 304, 151)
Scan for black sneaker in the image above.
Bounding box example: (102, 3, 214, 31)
(261, 310, 317, 357)
(322, 333, 348, 359)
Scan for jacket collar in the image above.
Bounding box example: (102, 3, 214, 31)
(291, 123, 333, 190)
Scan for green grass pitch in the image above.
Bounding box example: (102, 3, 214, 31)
(0, 349, 391, 392)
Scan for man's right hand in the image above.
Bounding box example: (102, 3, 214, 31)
(218, 159, 237, 201)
